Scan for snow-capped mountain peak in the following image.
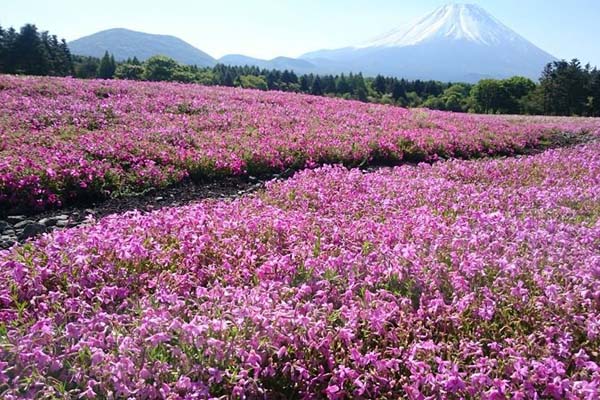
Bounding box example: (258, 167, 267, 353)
(359, 3, 522, 48)
(300, 3, 555, 82)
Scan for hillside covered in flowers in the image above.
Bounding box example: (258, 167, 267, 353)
(2, 75, 599, 211)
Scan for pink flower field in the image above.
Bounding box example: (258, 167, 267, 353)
(1, 140, 599, 398)
(1, 75, 599, 211)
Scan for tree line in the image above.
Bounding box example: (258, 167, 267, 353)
(0, 24, 73, 76)
(1, 23, 599, 117)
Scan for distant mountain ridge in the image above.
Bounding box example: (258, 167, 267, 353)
(68, 4, 557, 82)
(217, 55, 317, 74)
(68, 28, 215, 67)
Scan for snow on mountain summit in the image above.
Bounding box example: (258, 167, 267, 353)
(360, 3, 523, 48)
(299, 3, 556, 81)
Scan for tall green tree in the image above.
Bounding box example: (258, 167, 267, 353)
(311, 75, 323, 96)
(322, 75, 337, 94)
(540, 59, 589, 116)
(373, 74, 386, 94)
(0, 23, 68, 75)
(353, 73, 368, 101)
(12, 24, 48, 75)
(299, 75, 310, 92)
(222, 70, 235, 86)
(58, 39, 73, 75)
(97, 51, 116, 79)
(336, 74, 351, 94)
(391, 80, 406, 103)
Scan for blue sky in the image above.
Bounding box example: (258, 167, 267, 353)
(2, 0, 599, 66)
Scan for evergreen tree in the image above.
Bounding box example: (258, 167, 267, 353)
(311, 75, 323, 95)
(12, 24, 48, 75)
(288, 70, 298, 85)
(223, 70, 235, 86)
(0, 25, 74, 75)
(265, 71, 278, 89)
(58, 39, 73, 75)
(98, 51, 116, 79)
(413, 80, 424, 96)
(373, 75, 386, 94)
(281, 70, 294, 84)
(336, 74, 351, 95)
(299, 75, 310, 92)
(40, 31, 54, 74)
(391, 80, 406, 102)
(353, 73, 368, 101)
(322, 75, 337, 94)
(539, 59, 589, 116)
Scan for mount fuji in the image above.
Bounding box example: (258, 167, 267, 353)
(300, 3, 556, 82)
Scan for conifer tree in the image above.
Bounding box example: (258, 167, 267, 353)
(336, 74, 350, 94)
(353, 73, 368, 101)
(98, 51, 116, 79)
(311, 75, 323, 95)
(13, 24, 47, 75)
(299, 75, 310, 92)
(373, 75, 386, 94)
(391, 80, 406, 102)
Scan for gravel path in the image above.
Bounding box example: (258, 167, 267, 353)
(0, 176, 267, 249)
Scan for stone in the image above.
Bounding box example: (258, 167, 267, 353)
(14, 220, 35, 229)
(6, 215, 25, 223)
(0, 239, 16, 249)
(38, 217, 57, 227)
(53, 215, 69, 221)
(18, 223, 48, 240)
(0, 220, 9, 232)
(55, 220, 69, 228)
